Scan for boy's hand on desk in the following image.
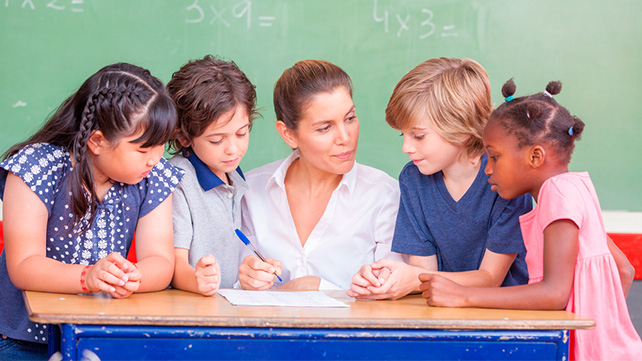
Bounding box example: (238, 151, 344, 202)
(238, 255, 282, 291)
(347, 263, 391, 298)
(195, 255, 221, 296)
(278, 276, 320, 290)
(349, 259, 415, 300)
(418, 273, 468, 307)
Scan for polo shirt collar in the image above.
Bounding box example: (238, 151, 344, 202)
(185, 150, 245, 192)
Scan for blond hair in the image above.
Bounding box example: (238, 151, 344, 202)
(385, 58, 491, 158)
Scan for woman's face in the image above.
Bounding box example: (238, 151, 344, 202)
(287, 86, 359, 175)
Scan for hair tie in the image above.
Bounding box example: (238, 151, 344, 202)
(568, 126, 574, 136)
(543, 90, 552, 98)
(505, 96, 514, 102)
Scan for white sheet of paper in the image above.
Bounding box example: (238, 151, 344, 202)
(218, 289, 349, 308)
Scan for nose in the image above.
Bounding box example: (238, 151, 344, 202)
(225, 137, 240, 154)
(335, 123, 350, 145)
(401, 136, 414, 155)
(484, 160, 492, 175)
(147, 146, 164, 167)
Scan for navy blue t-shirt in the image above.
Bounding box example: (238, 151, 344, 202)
(392, 155, 532, 286)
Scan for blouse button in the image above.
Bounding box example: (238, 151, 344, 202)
(227, 193, 233, 199)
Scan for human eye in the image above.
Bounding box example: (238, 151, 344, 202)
(237, 131, 248, 138)
(209, 138, 223, 145)
(316, 124, 332, 133)
(413, 133, 425, 140)
(345, 113, 357, 123)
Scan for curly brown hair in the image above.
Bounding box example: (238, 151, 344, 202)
(167, 55, 259, 154)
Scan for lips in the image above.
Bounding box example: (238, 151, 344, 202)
(487, 179, 497, 192)
(223, 157, 240, 166)
(334, 151, 352, 160)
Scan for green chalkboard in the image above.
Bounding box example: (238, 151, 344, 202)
(1, 0, 641, 211)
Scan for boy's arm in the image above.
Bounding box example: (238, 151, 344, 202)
(171, 248, 199, 293)
(171, 249, 221, 296)
(432, 250, 516, 287)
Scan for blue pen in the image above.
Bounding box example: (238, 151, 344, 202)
(235, 229, 283, 282)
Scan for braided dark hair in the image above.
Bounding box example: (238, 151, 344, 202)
(489, 79, 585, 164)
(3, 63, 177, 233)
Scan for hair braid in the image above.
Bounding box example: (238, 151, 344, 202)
(4, 62, 177, 236)
(490, 79, 585, 164)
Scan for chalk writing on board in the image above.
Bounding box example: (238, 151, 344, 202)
(185, 0, 276, 29)
(4, 0, 84, 13)
(373, 0, 458, 39)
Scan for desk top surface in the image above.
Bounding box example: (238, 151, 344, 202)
(24, 289, 594, 330)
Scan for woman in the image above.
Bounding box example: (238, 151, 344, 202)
(238, 59, 403, 290)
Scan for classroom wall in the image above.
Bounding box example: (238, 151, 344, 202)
(1, 0, 641, 211)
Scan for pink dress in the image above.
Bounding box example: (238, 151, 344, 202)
(519, 172, 642, 361)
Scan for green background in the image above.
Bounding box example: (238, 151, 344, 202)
(1, 0, 641, 211)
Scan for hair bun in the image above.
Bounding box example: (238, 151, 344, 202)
(501, 78, 516, 98)
(545, 81, 562, 96)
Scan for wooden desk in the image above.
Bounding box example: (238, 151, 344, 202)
(25, 289, 593, 361)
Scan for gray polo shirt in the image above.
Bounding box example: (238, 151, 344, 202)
(169, 152, 248, 289)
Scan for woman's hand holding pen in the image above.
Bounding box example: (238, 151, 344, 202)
(238, 255, 282, 290)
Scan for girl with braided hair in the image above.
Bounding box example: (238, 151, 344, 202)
(0, 63, 183, 360)
(419, 79, 641, 360)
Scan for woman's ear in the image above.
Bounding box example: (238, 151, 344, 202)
(528, 145, 546, 168)
(276, 120, 298, 149)
(86, 130, 107, 155)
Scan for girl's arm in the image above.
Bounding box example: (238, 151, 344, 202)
(132, 194, 175, 292)
(607, 235, 635, 297)
(420, 219, 579, 310)
(3, 173, 130, 294)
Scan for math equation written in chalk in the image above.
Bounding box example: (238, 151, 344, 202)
(184, 0, 277, 29)
(3, 0, 85, 13)
(373, 0, 458, 39)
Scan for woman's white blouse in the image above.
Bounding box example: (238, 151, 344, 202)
(241, 150, 404, 290)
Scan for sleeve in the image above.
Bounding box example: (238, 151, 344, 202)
(536, 179, 584, 231)
(171, 183, 193, 250)
(373, 179, 406, 262)
(138, 157, 185, 218)
(0, 143, 68, 212)
(318, 278, 342, 290)
(486, 194, 532, 255)
(390, 165, 437, 256)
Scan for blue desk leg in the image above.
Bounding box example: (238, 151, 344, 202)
(47, 324, 60, 359)
(59, 324, 78, 361)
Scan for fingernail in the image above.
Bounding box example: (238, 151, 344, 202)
(122, 275, 129, 282)
(119, 280, 125, 286)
